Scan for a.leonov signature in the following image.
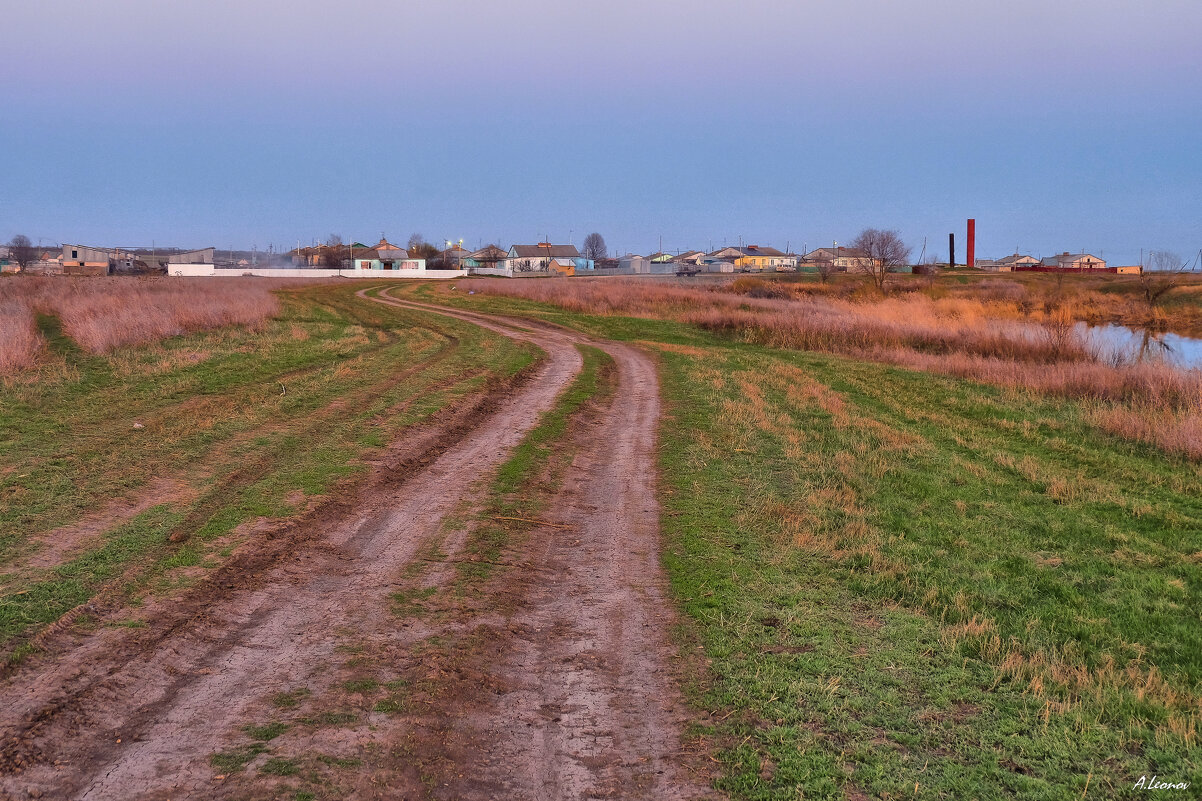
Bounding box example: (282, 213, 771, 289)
(1134, 775, 1191, 790)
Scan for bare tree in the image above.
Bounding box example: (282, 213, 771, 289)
(581, 232, 607, 261)
(1138, 250, 1188, 308)
(409, 241, 439, 261)
(320, 234, 345, 268)
(815, 258, 838, 283)
(850, 228, 911, 291)
(7, 235, 38, 271)
(407, 233, 425, 252)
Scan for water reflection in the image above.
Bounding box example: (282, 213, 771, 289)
(1074, 323, 1202, 369)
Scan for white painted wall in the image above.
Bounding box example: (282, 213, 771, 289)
(167, 266, 466, 279)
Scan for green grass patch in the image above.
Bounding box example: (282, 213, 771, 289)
(405, 283, 1202, 799)
(0, 282, 538, 657)
(342, 678, 380, 694)
(209, 743, 268, 773)
(244, 722, 290, 741)
(298, 711, 357, 727)
(259, 756, 299, 776)
(271, 688, 312, 709)
(389, 586, 438, 618)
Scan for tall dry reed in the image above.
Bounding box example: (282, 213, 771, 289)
(471, 277, 1202, 459)
(0, 297, 44, 374)
(0, 276, 284, 374)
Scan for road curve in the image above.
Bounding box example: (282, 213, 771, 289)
(0, 286, 710, 801)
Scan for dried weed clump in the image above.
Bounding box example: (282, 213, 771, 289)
(1, 276, 286, 374)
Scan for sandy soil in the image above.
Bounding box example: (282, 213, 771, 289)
(0, 289, 711, 801)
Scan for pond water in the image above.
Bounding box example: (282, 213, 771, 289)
(1074, 323, 1202, 369)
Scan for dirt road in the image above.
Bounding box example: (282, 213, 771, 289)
(0, 289, 712, 800)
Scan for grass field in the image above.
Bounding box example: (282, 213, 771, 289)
(0, 281, 538, 660)
(455, 274, 1202, 461)
(401, 278, 1202, 800)
(3, 275, 1198, 798)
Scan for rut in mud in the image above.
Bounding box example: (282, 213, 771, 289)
(0, 289, 712, 801)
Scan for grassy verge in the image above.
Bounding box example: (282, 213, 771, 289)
(0, 282, 538, 658)
(402, 280, 1202, 800)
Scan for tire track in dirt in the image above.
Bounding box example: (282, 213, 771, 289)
(370, 288, 714, 800)
(0, 288, 710, 801)
(0, 299, 579, 800)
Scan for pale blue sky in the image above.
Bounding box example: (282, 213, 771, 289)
(1, 0, 1199, 264)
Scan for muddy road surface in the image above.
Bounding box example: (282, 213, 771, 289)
(0, 289, 713, 801)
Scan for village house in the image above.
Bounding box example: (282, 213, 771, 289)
(352, 238, 425, 270)
(505, 243, 594, 273)
(434, 243, 471, 269)
(976, 253, 1040, 271)
(999, 254, 1040, 269)
(292, 243, 356, 267)
(30, 251, 63, 274)
(464, 244, 508, 270)
(800, 246, 872, 273)
(708, 245, 797, 271)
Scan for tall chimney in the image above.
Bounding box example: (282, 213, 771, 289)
(967, 219, 976, 270)
(949, 233, 955, 268)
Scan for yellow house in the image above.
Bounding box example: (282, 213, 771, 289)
(711, 245, 798, 271)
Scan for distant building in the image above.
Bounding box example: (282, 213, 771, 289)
(619, 255, 651, 274)
(800, 247, 871, 273)
(61, 244, 114, 276)
(1039, 252, 1107, 270)
(505, 243, 594, 273)
(975, 254, 1039, 271)
(292, 243, 354, 267)
(673, 250, 705, 266)
(699, 256, 737, 273)
(434, 243, 471, 269)
(708, 245, 796, 271)
(464, 244, 508, 270)
(29, 251, 63, 275)
(352, 239, 424, 270)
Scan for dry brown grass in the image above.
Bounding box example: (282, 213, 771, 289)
(0, 297, 43, 374)
(0, 276, 291, 374)
(472, 276, 1202, 459)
